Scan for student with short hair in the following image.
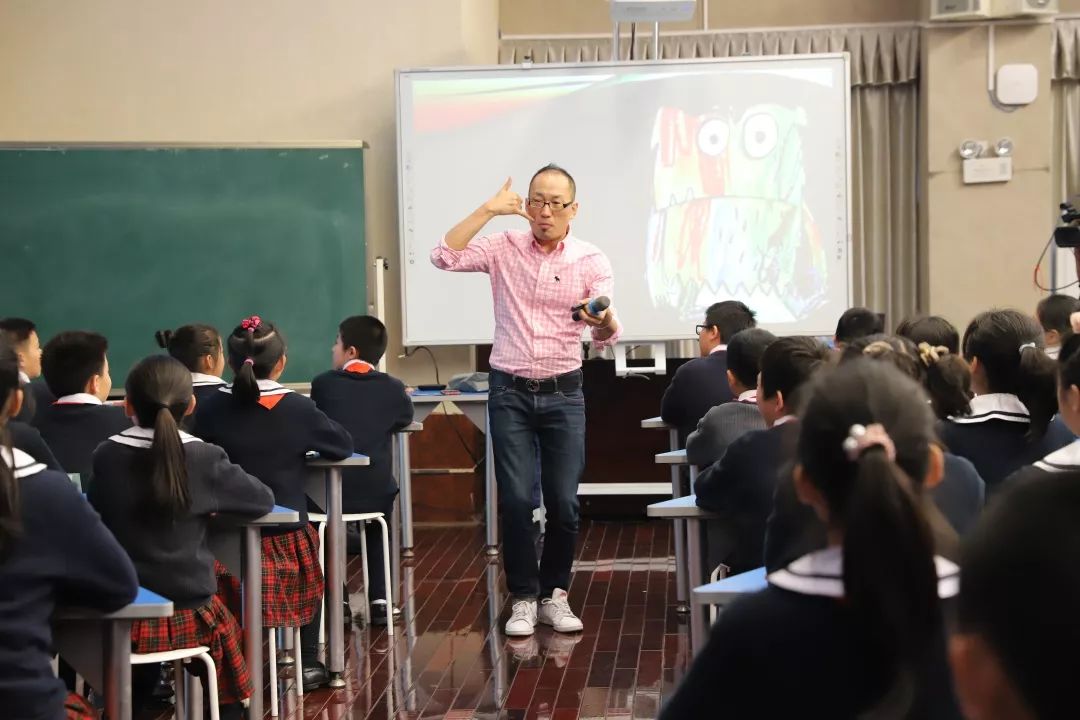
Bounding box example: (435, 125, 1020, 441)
(834, 306, 884, 348)
(35, 331, 130, 477)
(662, 361, 963, 719)
(0, 317, 51, 423)
(660, 300, 756, 440)
(155, 324, 227, 408)
(0, 338, 140, 720)
(89, 355, 273, 719)
(685, 328, 776, 466)
(950, 472, 1080, 720)
(311, 316, 414, 625)
(895, 314, 962, 355)
(193, 316, 353, 690)
(1035, 293, 1080, 359)
(694, 336, 830, 575)
(939, 310, 1074, 493)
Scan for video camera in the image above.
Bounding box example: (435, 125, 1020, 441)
(1055, 202, 1080, 248)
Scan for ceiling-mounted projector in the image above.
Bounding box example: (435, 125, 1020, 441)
(610, 0, 697, 22)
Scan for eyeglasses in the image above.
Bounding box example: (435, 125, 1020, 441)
(695, 324, 715, 336)
(526, 199, 574, 212)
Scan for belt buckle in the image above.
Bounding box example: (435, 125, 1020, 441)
(525, 378, 541, 393)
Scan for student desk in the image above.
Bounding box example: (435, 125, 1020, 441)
(409, 392, 497, 555)
(392, 420, 424, 560)
(653, 448, 698, 613)
(208, 504, 299, 720)
(306, 453, 370, 687)
(54, 587, 174, 720)
(692, 566, 768, 606)
(647, 495, 716, 656)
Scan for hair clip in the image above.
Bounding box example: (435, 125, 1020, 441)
(240, 315, 262, 331)
(1018, 342, 1037, 353)
(243, 358, 254, 366)
(917, 342, 948, 367)
(842, 423, 896, 462)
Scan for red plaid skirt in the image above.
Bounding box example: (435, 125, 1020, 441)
(215, 558, 243, 620)
(131, 595, 252, 705)
(261, 524, 323, 628)
(64, 692, 97, 720)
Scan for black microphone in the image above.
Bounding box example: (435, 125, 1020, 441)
(572, 296, 610, 322)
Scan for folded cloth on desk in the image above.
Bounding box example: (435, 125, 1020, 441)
(448, 372, 489, 393)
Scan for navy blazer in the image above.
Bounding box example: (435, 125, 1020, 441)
(661, 351, 734, 441)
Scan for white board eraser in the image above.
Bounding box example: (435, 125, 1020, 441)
(996, 64, 1039, 105)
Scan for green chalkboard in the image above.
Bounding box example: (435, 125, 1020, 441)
(0, 145, 367, 384)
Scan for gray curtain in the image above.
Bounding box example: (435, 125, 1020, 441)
(1052, 20, 1080, 289)
(501, 25, 921, 343)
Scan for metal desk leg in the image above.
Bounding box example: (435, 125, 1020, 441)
(105, 619, 133, 720)
(242, 526, 264, 720)
(484, 407, 499, 556)
(325, 467, 346, 686)
(669, 429, 689, 614)
(686, 517, 708, 656)
(398, 433, 415, 558)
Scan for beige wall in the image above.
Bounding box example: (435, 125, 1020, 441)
(500, 0, 921, 35)
(0, 0, 498, 384)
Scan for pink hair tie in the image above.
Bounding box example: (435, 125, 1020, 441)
(842, 423, 896, 462)
(243, 358, 254, 366)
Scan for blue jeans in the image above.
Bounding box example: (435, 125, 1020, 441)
(488, 369, 586, 599)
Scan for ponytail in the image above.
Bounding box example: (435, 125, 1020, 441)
(1016, 344, 1058, 439)
(154, 329, 173, 351)
(917, 343, 972, 420)
(225, 316, 285, 404)
(0, 428, 22, 560)
(147, 405, 190, 518)
(843, 449, 938, 715)
(231, 354, 260, 404)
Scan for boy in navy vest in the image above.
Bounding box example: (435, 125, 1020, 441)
(311, 316, 414, 625)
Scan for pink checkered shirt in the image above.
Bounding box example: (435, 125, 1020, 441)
(431, 229, 621, 379)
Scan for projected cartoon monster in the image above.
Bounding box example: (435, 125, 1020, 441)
(647, 104, 828, 322)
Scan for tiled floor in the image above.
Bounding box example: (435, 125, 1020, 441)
(263, 519, 690, 719)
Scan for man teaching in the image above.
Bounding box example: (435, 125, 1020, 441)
(431, 164, 621, 636)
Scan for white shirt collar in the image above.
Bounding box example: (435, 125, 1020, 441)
(1, 445, 46, 479)
(54, 393, 104, 406)
(768, 546, 959, 599)
(1046, 345, 1061, 360)
(737, 389, 757, 403)
(949, 393, 1029, 425)
(220, 378, 293, 396)
(773, 414, 798, 427)
(109, 425, 200, 449)
(708, 344, 728, 356)
(1034, 438, 1080, 472)
(342, 359, 376, 372)
(17, 371, 30, 385)
(190, 372, 225, 387)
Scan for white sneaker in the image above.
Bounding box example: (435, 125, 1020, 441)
(538, 589, 583, 633)
(505, 598, 538, 636)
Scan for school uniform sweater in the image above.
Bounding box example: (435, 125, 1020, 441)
(310, 360, 415, 512)
(694, 419, 800, 574)
(13, 376, 53, 426)
(764, 452, 981, 572)
(8, 421, 63, 472)
(1003, 438, 1080, 487)
(185, 373, 226, 431)
(938, 393, 1074, 494)
(192, 379, 353, 531)
(34, 395, 131, 478)
(659, 548, 963, 720)
(660, 349, 734, 441)
(0, 446, 138, 720)
(685, 391, 765, 466)
(88, 426, 274, 609)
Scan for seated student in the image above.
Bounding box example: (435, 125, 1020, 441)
(895, 314, 962, 355)
(0, 338, 140, 720)
(939, 310, 1074, 494)
(661, 300, 756, 440)
(35, 331, 131, 477)
(661, 361, 963, 719)
(834, 306, 885, 349)
(8, 420, 62, 472)
(193, 316, 353, 690)
(88, 355, 273, 719)
(155, 323, 227, 407)
(1035, 293, 1080, 360)
(766, 336, 983, 572)
(685, 328, 775, 467)
(311, 315, 414, 625)
(0, 317, 51, 424)
(950, 472, 1080, 720)
(694, 336, 829, 575)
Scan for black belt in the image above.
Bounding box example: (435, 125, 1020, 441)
(505, 370, 581, 394)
